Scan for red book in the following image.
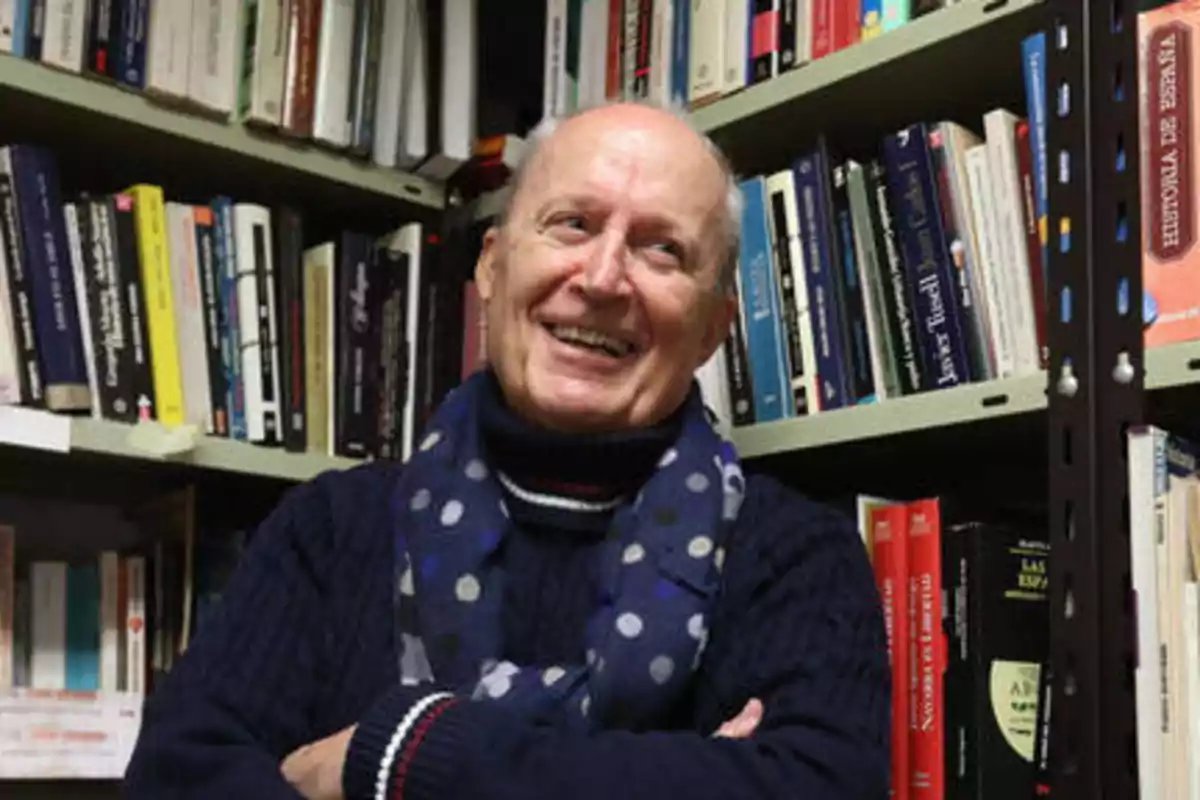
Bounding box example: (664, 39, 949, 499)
(907, 498, 945, 799)
(871, 504, 910, 800)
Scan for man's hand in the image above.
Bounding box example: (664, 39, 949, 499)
(713, 699, 764, 739)
(280, 724, 356, 800)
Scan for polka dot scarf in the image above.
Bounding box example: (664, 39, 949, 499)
(388, 370, 747, 732)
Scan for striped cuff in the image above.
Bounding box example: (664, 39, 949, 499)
(342, 687, 456, 800)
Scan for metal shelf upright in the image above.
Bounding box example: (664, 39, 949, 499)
(1044, 0, 1145, 795)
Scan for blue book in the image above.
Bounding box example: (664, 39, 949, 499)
(212, 197, 247, 440)
(1022, 32, 1049, 287)
(7, 145, 91, 408)
(66, 563, 100, 691)
(793, 152, 851, 410)
(737, 177, 792, 423)
(880, 123, 971, 390)
(671, 0, 691, 107)
(11, 0, 30, 57)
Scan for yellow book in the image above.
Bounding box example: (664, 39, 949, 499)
(126, 184, 185, 427)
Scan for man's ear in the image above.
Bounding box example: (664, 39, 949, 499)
(474, 226, 503, 301)
(698, 290, 736, 365)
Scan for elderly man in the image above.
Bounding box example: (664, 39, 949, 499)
(122, 100, 890, 800)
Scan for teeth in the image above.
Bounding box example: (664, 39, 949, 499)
(548, 324, 633, 357)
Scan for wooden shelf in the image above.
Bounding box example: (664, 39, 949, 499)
(0, 406, 362, 482)
(729, 372, 1048, 459)
(0, 54, 444, 212)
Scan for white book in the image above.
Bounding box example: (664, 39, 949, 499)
(577, 0, 608, 108)
(695, 343, 731, 436)
(39, 0, 86, 71)
(0, 0, 16, 53)
(371, 0, 412, 168)
(64, 202, 100, 418)
(396, 0, 428, 168)
(167, 203, 213, 432)
(188, 0, 242, 114)
(983, 108, 1040, 376)
(722, 0, 747, 94)
(417, 0, 476, 180)
(313, 0, 357, 147)
(688, 0, 724, 106)
(648, 0, 673, 105)
(622, 0, 638, 99)
(1184, 580, 1200, 800)
(125, 556, 146, 695)
(964, 143, 1016, 379)
(764, 167, 819, 414)
(29, 561, 67, 691)
(98, 551, 120, 692)
(146, 0, 193, 98)
(0, 210, 21, 405)
(245, 0, 288, 126)
(542, 0, 568, 117)
(383, 223, 423, 461)
(233, 204, 282, 445)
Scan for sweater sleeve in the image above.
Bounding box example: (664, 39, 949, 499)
(122, 475, 340, 799)
(342, 478, 892, 800)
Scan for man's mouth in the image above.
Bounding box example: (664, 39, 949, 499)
(544, 323, 637, 358)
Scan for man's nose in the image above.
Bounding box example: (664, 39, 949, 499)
(581, 231, 630, 295)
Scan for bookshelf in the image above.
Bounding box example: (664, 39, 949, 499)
(0, 0, 1190, 797)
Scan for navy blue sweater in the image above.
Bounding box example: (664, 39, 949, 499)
(122, 432, 890, 798)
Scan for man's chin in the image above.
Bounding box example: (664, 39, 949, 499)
(525, 379, 631, 433)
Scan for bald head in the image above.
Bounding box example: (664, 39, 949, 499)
(499, 101, 742, 291)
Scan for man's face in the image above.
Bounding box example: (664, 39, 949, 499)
(475, 105, 735, 433)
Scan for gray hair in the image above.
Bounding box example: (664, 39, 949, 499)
(495, 97, 743, 293)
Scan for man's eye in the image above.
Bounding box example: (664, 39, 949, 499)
(647, 241, 684, 262)
(553, 215, 587, 231)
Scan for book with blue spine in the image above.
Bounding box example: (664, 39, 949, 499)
(736, 176, 791, 423)
(1022, 32, 1049, 286)
(670, 0, 690, 106)
(881, 123, 971, 391)
(65, 562, 100, 691)
(6, 145, 91, 411)
(793, 150, 851, 411)
(212, 196, 247, 440)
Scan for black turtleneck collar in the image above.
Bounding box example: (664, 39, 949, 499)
(477, 369, 683, 534)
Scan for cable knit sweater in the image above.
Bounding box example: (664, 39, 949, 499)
(122, 399, 890, 800)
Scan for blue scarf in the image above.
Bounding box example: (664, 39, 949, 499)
(389, 370, 746, 732)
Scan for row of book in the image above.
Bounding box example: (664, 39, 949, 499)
(855, 494, 1051, 799)
(0, 0, 479, 177)
(542, 0, 958, 117)
(0, 142, 478, 462)
(705, 96, 1049, 424)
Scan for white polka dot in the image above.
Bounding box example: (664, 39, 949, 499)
(622, 543, 645, 564)
(400, 567, 415, 596)
(687, 613, 706, 640)
(410, 488, 432, 511)
(595, 656, 606, 672)
(686, 472, 710, 493)
(586, 648, 597, 666)
(688, 535, 714, 558)
(456, 574, 481, 602)
(465, 459, 488, 481)
(499, 499, 510, 518)
(441, 499, 465, 526)
(649, 655, 675, 685)
(420, 431, 442, 451)
(616, 612, 644, 638)
(542, 666, 566, 686)
(714, 547, 726, 572)
(581, 694, 591, 716)
(658, 448, 678, 468)
(713, 455, 722, 470)
(485, 674, 512, 698)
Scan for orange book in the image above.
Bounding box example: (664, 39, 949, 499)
(907, 498, 945, 799)
(1139, 0, 1200, 347)
(871, 504, 910, 800)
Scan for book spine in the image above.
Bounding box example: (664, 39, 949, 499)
(793, 152, 850, 410)
(40, 0, 86, 71)
(847, 161, 901, 400)
(374, 246, 406, 459)
(881, 123, 971, 391)
(63, 201, 100, 417)
(907, 498, 945, 799)
(213, 198, 246, 439)
(116, 0, 148, 88)
(1015, 121, 1049, 367)
(8, 145, 91, 410)
(735, 177, 790, 423)
(830, 159, 876, 403)
(167, 203, 213, 431)
(1022, 32, 1049, 275)
(88, 200, 136, 422)
(777, 0, 797, 70)
(193, 207, 229, 436)
(749, 0, 778, 84)
(766, 171, 817, 415)
(86, 0, 118, 75)
(65, 562, 100, 691)
(723, 276, 755, 426)
(0, 165, 43, 405)
(302, 244, 332, 454)
(669, 0, 689, 104)
(275, 207, 306, 452)
(0, 526, 13, 691)
(30, 561, 67, 690)
(111, 192, 156, 421)
(334, 232, 375, 456)
(128, 184, 184, 425)
(871, 505, 910, 800)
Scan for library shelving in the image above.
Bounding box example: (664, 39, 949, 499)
(0, 0, 1192, 798)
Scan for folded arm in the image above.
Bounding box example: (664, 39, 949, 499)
(342, 487, 892, 800)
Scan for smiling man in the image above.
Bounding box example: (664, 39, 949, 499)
(122, 101, 890, 800)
